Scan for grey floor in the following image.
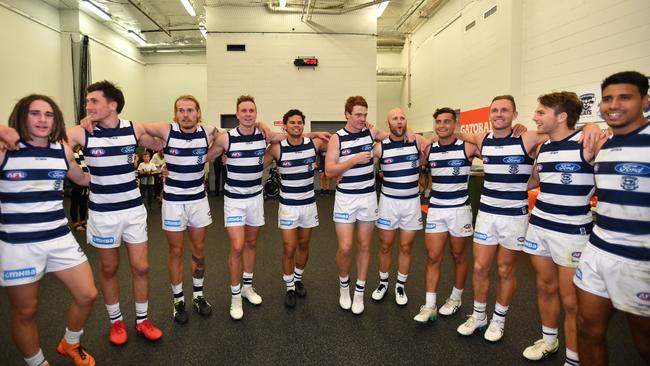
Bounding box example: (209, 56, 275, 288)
(0, 194, 644, 365)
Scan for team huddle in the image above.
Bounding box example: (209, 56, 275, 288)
(0, 70, 648, 366)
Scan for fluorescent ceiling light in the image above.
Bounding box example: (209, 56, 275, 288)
(180, 0, 196, 17)
(199, 25, 207, 39)
(128, 30, 147, 46)
(376, 1, 389, 18)
(81, 0, 112, 21)
(279, 0, 287, 8)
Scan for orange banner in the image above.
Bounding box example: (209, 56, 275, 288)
(459, 107, 491, 134)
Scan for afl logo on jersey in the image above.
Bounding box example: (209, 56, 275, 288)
(537, 164, 543, 171)
(555, 163, 581, 172)
(168, 148, 180, 156)
(637, 292, 650, 302)
(615, 163, 650, 176)
(430, 161, 437, 168)
(230, 151, 242, 158)
(89, 148, 105, 156)
(503, 156, 524, 164)
(448, 159, 464, 167)
(482, 157, 489, 164)
(48, 170, 66, 180)
(341, 149, 351, 156)
(192, 148, 207, 156)
(384, 158, 394, 164)
(281, 161, 292, 167)
(5, 171, 27, 180)
(121, 146, 135, 154)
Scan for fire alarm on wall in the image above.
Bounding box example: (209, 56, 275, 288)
(294, 56, 318, 67)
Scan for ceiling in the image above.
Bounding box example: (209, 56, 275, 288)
(41, 0, 446, 51)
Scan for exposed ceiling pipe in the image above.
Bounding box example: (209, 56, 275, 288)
(376, 68, 406, 76)
(127, 0, 172, 37)
(268, 0, 385, 15)
(396, 0, 426, 30)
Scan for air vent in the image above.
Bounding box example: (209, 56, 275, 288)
(465, 20, 476, 31)
(227, 44, 246, 52)
(484, 5, 497, 19)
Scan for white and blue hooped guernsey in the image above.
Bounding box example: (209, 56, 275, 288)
(336, 128, 375, 194)
(480, 133, 535, 216)
(224, 127, 266, 199)
(84, 119, 142, 212)
(379, 137, 420, 199)
(590, 123, 650, 261)
(278, 137, 317, 206)
(0, 141, 70, 243)
(428, 139, 472, 208)
(530, 130, 595, 235)
(163, 123, 209, 203)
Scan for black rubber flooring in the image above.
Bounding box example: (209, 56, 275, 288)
(0, 194, 644, 365)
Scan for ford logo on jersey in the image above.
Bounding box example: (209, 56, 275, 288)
(168, 148, 180, 155)
(303, 157, 315, 164)
(121, 146, 135, 154)
(5, 171, 27, 180)
(192, 148, 207, 156)
(502, 156, 524, 164)
(636, 292, 650, 301)
(254, 149, 265, 156)
(89, 148, 105, 156)
(48, 170, 66, 179)
(361, 145, 372, 151)
(555, 163, 581, 172)
(448, 159, 464, 167)
(614, 163, 650, 176)
(406, 154, 419, 161)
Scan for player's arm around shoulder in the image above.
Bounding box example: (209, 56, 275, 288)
(264, 143, 280, 169)
(64, 142, 90, 186)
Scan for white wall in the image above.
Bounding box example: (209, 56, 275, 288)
(142, 53, 208, 124)
(518, 0, 650, 123)
(0, 0, 63, 123)
(206, 5, 377, 131)
(376, 50, 404, 126)
(400, 0, 650, 131)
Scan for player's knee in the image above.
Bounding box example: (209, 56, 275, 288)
(398, 242, 412, 254)
(12, 300, 37, 323)
(168, 245, 183, 259)
(77, 285, 98, 307)
(100, 262, 119, 278)
(576, 311, 605, 338)
(536, 278, 558, 295)
(131, 261, 149, 277)
(497, 263, 515, 279)
(450, 250, 466, 264)
(473, 261, 490, 277)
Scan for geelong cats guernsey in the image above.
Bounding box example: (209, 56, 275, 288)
(163, 123, 209, 202)
(84, 119, 142, 212)
(0, 141, 70, 243)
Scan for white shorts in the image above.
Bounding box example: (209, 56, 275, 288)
(333, 191, 378, 224)
(0, 233, 87, 286)
(425, 206, 473, 237)
(574, 244, 650, 317)
(376, 195, 422, 231)
(473, 211, 528, 251)
(162, 198, 212, 231)
(524, 224, 587, 268)
(278, 202, 319, 229)
(224, 194, 265, 227)
(87, 205, 148, 248)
